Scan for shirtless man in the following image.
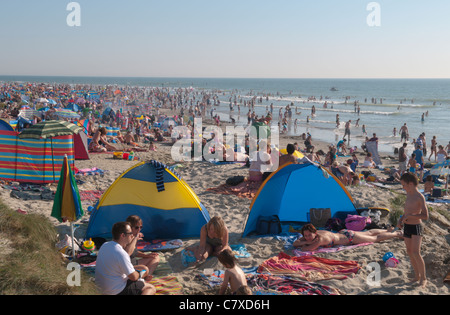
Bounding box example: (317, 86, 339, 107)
(399, 123, 409, 143)
(293, 223, 402, 252)
(278, 144, 297, 168)
(398, 173, 429, 288)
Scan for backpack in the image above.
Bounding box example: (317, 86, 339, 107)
(345, 215, 371, 231)
(256, 215, 282, 235)
(325, 218, 345, 231)
(226, 176, 245, 186)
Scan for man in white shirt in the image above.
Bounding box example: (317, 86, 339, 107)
(95, 222, 156, 295)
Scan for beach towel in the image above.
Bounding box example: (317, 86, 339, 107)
(366, 141, 382, 165)
(257, 252, 361, 281)
(152, 255, 173, 277)
(181, 249, 197, 267)
(195, 270, 225, 289)
(147, 276, 183, 295)
(76, 167, 106, 176)
(246, 274, 341, 295)
(292, 242, 373, 257)
(230, 243, 251, 258)
(137, 239, 183, 252)
(79, 190, 104, 201)
(207, 179, 262, 199)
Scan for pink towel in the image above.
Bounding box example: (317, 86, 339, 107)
(258, 252, 361, 281)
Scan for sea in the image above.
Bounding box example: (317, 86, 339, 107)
(1, 75, 450, 154)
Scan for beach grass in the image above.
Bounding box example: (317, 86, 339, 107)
(0, 198, 98, 295)
(388, 193, 406, 227)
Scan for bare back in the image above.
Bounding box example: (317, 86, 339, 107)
(225, 267, 247, 293)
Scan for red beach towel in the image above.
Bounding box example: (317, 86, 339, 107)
(258, 252, 361, 281)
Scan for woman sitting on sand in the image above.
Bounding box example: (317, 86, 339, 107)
(293, 223, 402, 251)
(363, 153, 376, 168)
(89, 127, 117, 152)
(188, 216, 231, 264)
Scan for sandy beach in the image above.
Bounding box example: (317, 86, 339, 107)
(1, 112, 449, 296)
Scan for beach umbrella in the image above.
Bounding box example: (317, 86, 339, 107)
(430, 159, 450, 189)
(18, 120, 83, 139)
(35, 98, 49, 103)
(18, 120, 83, 181)
(51, 154, 84, 259)
(75, 98, 86, 105)
(54, 108, 81, 120)
(430, 159, 450, 176)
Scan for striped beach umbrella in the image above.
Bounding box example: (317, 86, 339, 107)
(54, 108, 81, 120)
(51, 154, 84, 258)
(51, 154, 84, 223)
(18, 120, 83, 139)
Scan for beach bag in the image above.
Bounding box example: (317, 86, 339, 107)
(324, 218, 344, 231)
(226, 176, 245, 186)
(345, 215, 371, 231)
(256, 215, 282, 235)
(309, 208, 331, 228)
(432, 188, 443, 198)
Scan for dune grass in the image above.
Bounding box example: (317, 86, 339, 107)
(0, 198, 98, 295)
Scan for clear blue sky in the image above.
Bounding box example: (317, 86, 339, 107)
(1, 0, 449, 78)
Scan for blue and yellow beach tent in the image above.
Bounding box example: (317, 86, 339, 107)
(85, 160, 210, 240)
(242, 162, 357, 236)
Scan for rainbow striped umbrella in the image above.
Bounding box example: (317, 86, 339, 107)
(51, 154, 84, 258)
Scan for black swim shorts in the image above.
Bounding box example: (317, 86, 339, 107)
(117, 279, 145, 295)
(403, 223, 423, 238)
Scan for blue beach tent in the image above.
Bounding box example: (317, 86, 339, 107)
(85, 160, 211, 240)
(242, 162, 357, 237)
(0, 119, 14, 131)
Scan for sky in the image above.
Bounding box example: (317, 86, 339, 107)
(1, 0, 450, 79)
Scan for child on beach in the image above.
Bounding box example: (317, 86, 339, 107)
(407, 153, 418, 173)
(149, 141, 157, 151)
(423, 175, 434, 194)
(217, 249, 249, 295)
(398, 173, 429, 288)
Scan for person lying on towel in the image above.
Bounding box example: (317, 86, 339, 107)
(293, 224, 402, 251)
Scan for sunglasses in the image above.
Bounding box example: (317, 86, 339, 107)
(133, 226, 143, 230)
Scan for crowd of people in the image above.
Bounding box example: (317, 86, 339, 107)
(95, 214, 251, 295)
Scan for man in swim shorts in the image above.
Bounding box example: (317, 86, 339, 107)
(398, 173, 429, 288)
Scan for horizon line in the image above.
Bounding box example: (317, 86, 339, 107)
(1, 74, 450, 81)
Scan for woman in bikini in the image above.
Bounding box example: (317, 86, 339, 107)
(293, 223, 402, 251)
(89, 127, 117, 152)
(189, 216, 231, 264)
